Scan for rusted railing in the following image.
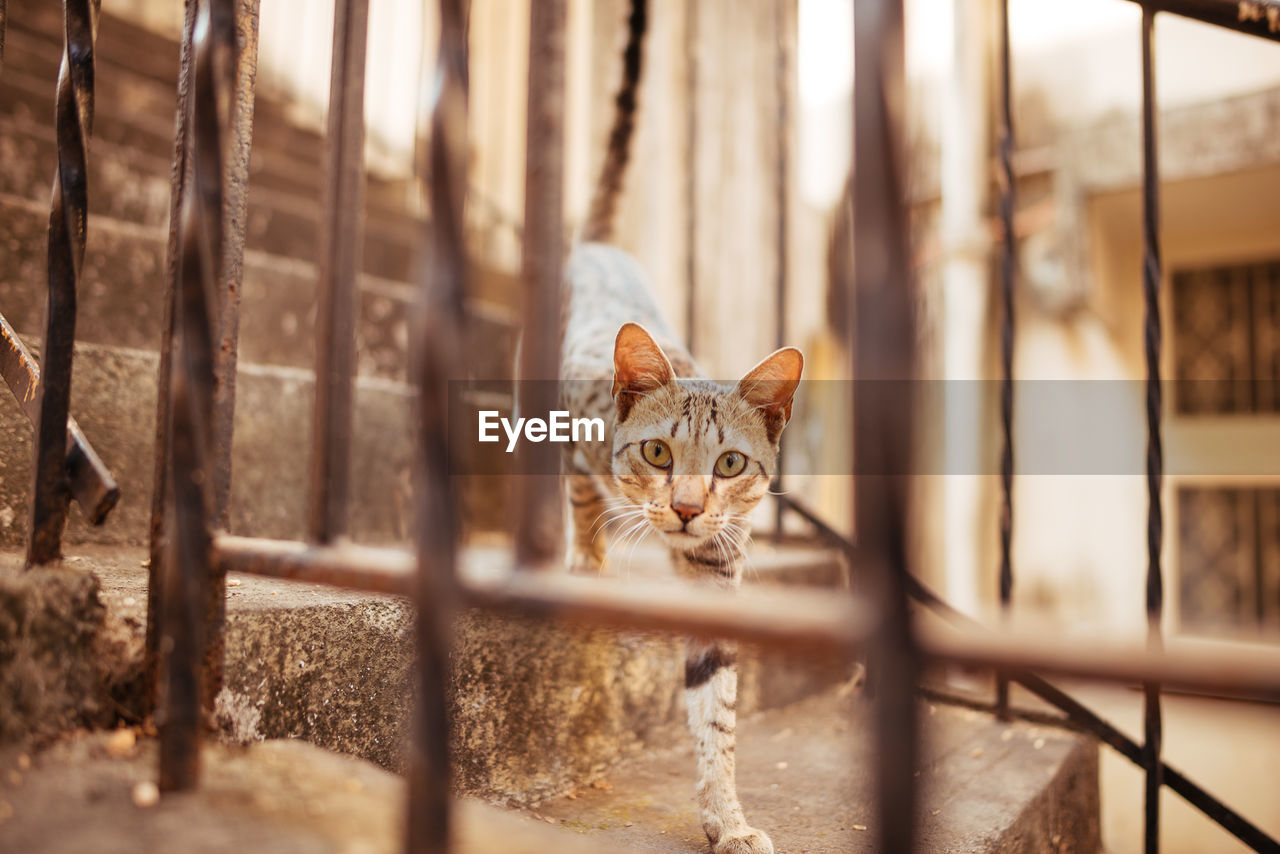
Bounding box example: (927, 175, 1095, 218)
(145, 0, 259, 739)
(994, 0, 1016, 722)
(27, 0, 100, 565)
(1139, 9, 1166, 852)
(309, 0, 368, 545)
(140, 2, 1280, 854)
(513, 0, 567, 569)
(0, 0, 122, 566)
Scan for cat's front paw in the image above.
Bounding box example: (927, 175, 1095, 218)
(713, 828, 774, 854)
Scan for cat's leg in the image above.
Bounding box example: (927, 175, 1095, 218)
(566, 472, 609, 574)
(685, 639, 773, 854)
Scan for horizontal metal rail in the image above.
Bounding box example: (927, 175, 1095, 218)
(919, 622, 1280, 702)
(0, 313, 119, 524)
(211, 533, 1280, 698)
(212, 534, 873, 652)
(1123, 0, 1280, 42)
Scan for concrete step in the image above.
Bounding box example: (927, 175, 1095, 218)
(0, 195, 516, 384)
(0, 545, 1100, 854)
(4, 3, 326, 180)
(0, 336, 516, 548)
(0, 84, 425, 286)
(0, 5, 427, 269)
(0, 341, 419, 547)
(3, 542, 848, 803)
(527, 688, 1101, 854)
(0, 731, 607, 854)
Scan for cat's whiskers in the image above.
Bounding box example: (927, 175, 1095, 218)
(602, 515, 652, 578)
(591, 504, 644, 541)
(592, 512, 644, 546)
(724, 517, 759, 582)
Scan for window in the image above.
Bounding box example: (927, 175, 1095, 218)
(1172, 259, 1280, 637)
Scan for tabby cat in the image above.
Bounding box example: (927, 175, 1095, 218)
(557, 3, 802, 852)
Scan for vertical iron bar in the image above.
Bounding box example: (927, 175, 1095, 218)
(26, 0, 99, 567)
(406, 1, 468, 850)
(202, 0, 259, 709)
(772, 0, 792, 543)
(308, 0, 369, 545)
(514, 0, 566, 569)
(148, 0, 258, 714)
(1141, 8, 1165, 854)
(995, 0, 1016, 722)
(210, 0, 260, 532)
(148, 0, 198, 712)
(683, 1, 698, 356)
(852, 0, 918, 851)
(158, 0, 235, 792)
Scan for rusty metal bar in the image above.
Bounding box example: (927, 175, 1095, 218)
(200, 0, 258, 710)
(308, 0, 369, 545)
(210, 0, 259, 533)
(0, 0, 6, 72)
(148, 0, 258, 718)
(851, 0, 918, 849)
(1, 316, 119, 524)
(214, 534, 414, 594)
(27, 0, 99, 566)
(406, 0, 470, 849)
(682, 2, 697, 356)
(513, 0, 566, 570)
(467, 569, 872, 653)
(210, 531, 872, 668)
(1140, 9, 1165, 853)
(157, 0, 236, 793)
(995, 0, 1016, 723)
(147, 0, 198, 716)
(211, 532, 1280, 698)
(916, 624, 1280, 702)
(772, 0, 791, 543)
(1123, 0, 1280, 42)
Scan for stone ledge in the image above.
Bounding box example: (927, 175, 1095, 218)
(0, 731, 605, 854)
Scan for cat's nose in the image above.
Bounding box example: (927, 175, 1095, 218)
(672, 501, 703, 524)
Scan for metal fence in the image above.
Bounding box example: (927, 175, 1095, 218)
(2, 0, 1280, 852)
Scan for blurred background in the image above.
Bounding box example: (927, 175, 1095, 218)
(50, 0, 1280, 849)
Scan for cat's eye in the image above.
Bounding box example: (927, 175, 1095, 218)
(715, 451, 747, 478)
(641, 439, 673, 469)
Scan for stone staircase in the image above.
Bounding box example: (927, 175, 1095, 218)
(0, 0, 516, 548)
(0, 0, 852, 787)
(0, 6, 1101, 852)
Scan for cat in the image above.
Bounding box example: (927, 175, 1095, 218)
(557, 3, 802, 852)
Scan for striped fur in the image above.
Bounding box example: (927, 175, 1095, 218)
(559, 4, 801, 852)
(560, 250, 801, 854)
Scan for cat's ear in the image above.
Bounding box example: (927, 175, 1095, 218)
(613, 322, 675, 421)
(736, 347, 803, 443)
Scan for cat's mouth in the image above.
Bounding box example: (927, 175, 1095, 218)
(656, 526, 714, 546)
